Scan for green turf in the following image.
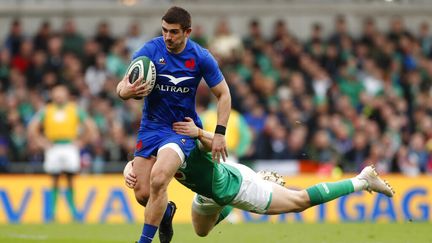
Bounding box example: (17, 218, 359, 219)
(0, 223, 430, 243)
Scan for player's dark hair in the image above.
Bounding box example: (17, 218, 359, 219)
(162, 6, 191, 30)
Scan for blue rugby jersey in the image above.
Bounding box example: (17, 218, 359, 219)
(133, 36, 224, 129)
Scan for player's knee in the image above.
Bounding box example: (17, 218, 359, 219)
(135, 195, 148, 206)
(149, 172, 170, 192)
(134, 190, 149, 206)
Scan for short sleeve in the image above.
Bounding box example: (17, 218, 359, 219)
(78, 108, 88, 122)
(31, 108, 45, 123)
(200, 51, 224, 88)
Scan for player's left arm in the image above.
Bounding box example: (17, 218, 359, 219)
(210, 80, 231, 162)
(27, 109, 52, 150)
(82, 117, 99, 144)
(201, 50, 231, 162)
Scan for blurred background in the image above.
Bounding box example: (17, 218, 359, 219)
(0, 0, 431, 227)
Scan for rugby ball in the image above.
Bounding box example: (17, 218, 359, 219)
(125, 56, 157, 94)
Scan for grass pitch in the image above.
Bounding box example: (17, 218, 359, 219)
(0, 223, 430, 243)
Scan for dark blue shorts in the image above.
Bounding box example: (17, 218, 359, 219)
(134, 122, 196, 160)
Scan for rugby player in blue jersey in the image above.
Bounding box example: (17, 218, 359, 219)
(116, 6, 231, 243)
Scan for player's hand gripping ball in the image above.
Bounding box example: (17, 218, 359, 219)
(125, 56, 157, 97)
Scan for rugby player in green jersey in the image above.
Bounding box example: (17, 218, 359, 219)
(124, 117, 394, 237)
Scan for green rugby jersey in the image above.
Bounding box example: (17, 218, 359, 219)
(175, 142, 242, 205)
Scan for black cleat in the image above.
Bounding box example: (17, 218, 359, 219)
(159, 201, 177, 243)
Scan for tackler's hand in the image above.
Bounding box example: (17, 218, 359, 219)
(123, 161, 137, 189)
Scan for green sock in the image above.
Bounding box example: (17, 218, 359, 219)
(215, 206, 233, 225)
(51, 188, 59, 218)
(65, 188, 77, 216)
(306, 179, 354, 206)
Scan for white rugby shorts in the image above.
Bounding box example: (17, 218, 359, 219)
(44, 143, 80, 174)
(192, 162, 273, 215)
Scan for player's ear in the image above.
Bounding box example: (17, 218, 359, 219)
(184, 28, 192, 36)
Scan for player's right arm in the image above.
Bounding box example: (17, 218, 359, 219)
(81, 114, 100, 145)
(116, 75, 150, 100)
(173, 117, 214, 152)
(27, 109, 52, 150)
(118, 40, 155, 100)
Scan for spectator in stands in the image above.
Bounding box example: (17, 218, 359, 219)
(306, 129, 339, 166)
(285, 126, 308, 160)
(4, 19, 24, 56)
(250, 114, 282, 160)
(106, 39, 129, 78)
(190, 24, 208, 48)
(329, 15, 352, 50)
(387, 16, 411, 44)
(359, 17, 378, 47)
(366, 142, 391, 174)
(125, 20, 148, 53)
(306, 25, 326, 65)
(0, 138, 9, 172)
(82, 39, 101, 69)
(243, 96, 267, 134)
(272, 19, 290, 44)
(94, 21, 115, 54)
(46, 34, 64, 75)
(0, 48, 11, 90)
(342, 130, 369, 173)
(26, 50, 48, 88)
(62, 19, 85, 58)
(0, 90, 9, 172)
(11, 39, 33, 74)
(84, 52, 108, 95)
(33, 21, 52, 52)
(209, 19, 244, 62)
(407, 133, 428, 173)
(243, 19, 265, 54)
(418, 21, 432, 57)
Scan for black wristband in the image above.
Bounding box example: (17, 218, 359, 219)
(215, 125, 226, 135)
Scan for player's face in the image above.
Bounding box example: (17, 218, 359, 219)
(162, 20, 191, 53)
(52, 86, 69, 105)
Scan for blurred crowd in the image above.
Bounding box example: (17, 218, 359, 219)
(1, 15, 432, 176)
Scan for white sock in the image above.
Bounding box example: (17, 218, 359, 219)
(350, 178, 368, 192)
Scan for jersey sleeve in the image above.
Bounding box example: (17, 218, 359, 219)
(32, 108, 45, 122)
(200, 51, 224, 88)
(77, 108, 88, 122)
